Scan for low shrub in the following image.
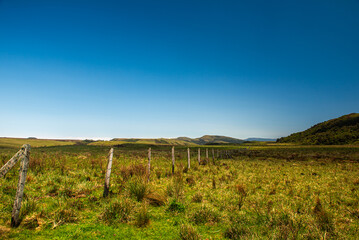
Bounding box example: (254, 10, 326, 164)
(128, 177, 149, 202)
(167, 200, 185, 212)
(235, 183, 247, 210)
(145, 192, 167, 206)
(179, 224, 201, 240)
(191, 205, 220, 225)
(135, 204, 150, 227)
(99, 199, 133, 224)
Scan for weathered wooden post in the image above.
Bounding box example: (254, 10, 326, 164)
(11, 144, 30, 227)
(217, 149, 219, 159)
(212, 148, 215, 164)
(198, 148, 201, 164)
(206, 148, 209, 163)
(172, 146, 175, 175)
(147, 147, 151, 182)
(0, 146, 27, 178)
(103, 148, 114, 198)
(187, 148, 190, 170)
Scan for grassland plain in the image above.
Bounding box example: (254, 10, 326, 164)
(1, 141, 359, 239)
(0, 138, 77, 148)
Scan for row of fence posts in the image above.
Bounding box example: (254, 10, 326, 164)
(102, 146, 241, 198)
(0, 144, 242, 227)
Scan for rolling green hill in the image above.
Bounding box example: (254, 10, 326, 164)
(0, 137, 78, 148)
(277, 113, 359, 145)
(92, 135, 244, 146)
(177, 135, 244, 145)
(90, 138, 191, 146)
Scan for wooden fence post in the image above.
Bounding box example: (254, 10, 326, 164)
(206, 148, 209, 163)
(103, 148, 114, 198)
(187, 148, 190, 170)
(147, 148, 151, 182)
(11, 144, 30, 227)
(212, 148, 215, 164)
(172, 146, 175, 175)
(198, 148, 201, 164)
(0, 146, 28, 178)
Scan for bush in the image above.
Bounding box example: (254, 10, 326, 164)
(135, 204, 150, 227)
(99, 199, 133, 224)
(235, 184, 247, 210)
(179, 224, 201, 240)
(120, 164, 147, 181)
(145, 192, 167, 206)
(191, 205, 220, 225)
(167, 200, 185, 212)
(128, 177, 149, 202)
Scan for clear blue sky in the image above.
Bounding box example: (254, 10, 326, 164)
(1, 0, 358, 140)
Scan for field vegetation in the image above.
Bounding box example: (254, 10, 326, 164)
(1, 140, 359, 239)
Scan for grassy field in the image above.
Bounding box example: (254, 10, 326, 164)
(1, 142, 359, 239)
(0, 138, 77, 148)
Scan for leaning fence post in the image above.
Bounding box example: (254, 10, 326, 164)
(0, 147, 27, 178)
(103, 148, 114, 198)
(147, 147, 151, 182)
(198, 148, 201, 164)
(11, 144, 30, 227)
(187, 148, 190, 170)
(172, 146, 175, 175)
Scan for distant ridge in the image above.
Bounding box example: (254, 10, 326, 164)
(245, 138, 277, 142)
(277, 113, 359, 145)
(177, 135, 244, 145)
(108, 135, 244, 146)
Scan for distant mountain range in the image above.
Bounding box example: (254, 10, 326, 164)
(277, 113, 359, 145)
